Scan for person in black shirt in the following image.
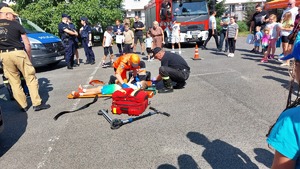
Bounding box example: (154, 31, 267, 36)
(0, 7, 50, 111)
(133, 16, 145, 55)
(249, 5, 269, 53)
(152, 47, 190, 93)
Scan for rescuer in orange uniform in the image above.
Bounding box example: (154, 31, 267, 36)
(111, 53, 140, 88)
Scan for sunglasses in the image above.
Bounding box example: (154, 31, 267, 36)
(288, 3, 292, 5)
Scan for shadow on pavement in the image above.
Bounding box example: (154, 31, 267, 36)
(186, 131, 259, 169)
(157, 154, 200, 169)
(38, 77, 53, 104)
(253, 148, 274, 168)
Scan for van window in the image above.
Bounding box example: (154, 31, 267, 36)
(18, 18, 45, 34)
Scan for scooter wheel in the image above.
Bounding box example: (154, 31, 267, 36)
(97, 110, 103, 115)
(111, 119, 122, 130)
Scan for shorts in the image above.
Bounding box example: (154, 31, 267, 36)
(254, 41, 260, 47)
(281, 36, 289, 43)
(262, 46, 268, 53)
(134, 35, 143, 44)
(104, 46, 113, 56)
(146, 47, 152, 54)
(171, 35, 180, 43)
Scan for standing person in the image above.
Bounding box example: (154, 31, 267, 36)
(152, 47, 190, 93)
(218, 12, 230, 52)
(123, 23, 134, 54)
(226, 16, 239, 57)
(0, 7, 50, 111)
(280, 12, 294, 58)
(265, 14, 281, 60)
(171, 18, 181, 54)
(149, 21, 164, 48)
(133, 15, 145, 55)
(58, 14, 78, 69)
(79, 16, 95, 65)
(202, 10, 219, 50)
(260, 27, 271, 63)
(144, 32, 153, 61)
(102, 26, 114, 67)
(249, 5, 269, 53)
(266, 38, 300, 169)
(67, 16, 80, 66)
(254, 26, 263, 54)
(281, 0, 298, 23)
(114, 20, 125, 56)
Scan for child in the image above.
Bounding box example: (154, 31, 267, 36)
(254, 26, 263, 54)
(265, 14, 281, 60)
(102, 26, 114, 67)
(123, 23, 134, 54)
(171, 18, 181, 54)
(226, 16, 239, 57)
(71, 78, 148, 98)
(144, 32, 153, 61)
(260, 27, 271, 63)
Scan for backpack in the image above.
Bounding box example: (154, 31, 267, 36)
(111, 88, 149, 116)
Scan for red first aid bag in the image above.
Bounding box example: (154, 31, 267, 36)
(111, 88, 149, 116)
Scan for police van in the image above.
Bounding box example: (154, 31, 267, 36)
(17, 17, 65, 67)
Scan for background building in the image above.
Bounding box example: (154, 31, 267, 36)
(224, 0, 266, 21)
(122, 0, 149, 23)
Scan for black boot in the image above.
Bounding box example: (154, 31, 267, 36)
(158, 78, 173, 93)
(173, 81, 186, 89)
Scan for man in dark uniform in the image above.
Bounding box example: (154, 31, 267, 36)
(58, 14, 78, 69)
(152, 47, 190, 93)
(249, 5, 269, 53)
(79, 16, 95, 65)
(67, 16, 80, 66)
(133, 15, 145, 55)
(113, 19, 124, 56)
(0, 7, 50, 111)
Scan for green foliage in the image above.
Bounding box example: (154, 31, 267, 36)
(243, 3, 256, 28)
(18, 0, 123, 36)
(237, 21, 248, 32)
(208, 0, 226, 17)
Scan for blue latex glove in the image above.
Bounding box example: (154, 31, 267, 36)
(135, 76, 140, 82)
(121, 83, 130, 88)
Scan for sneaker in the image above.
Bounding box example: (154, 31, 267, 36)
(178, 50, 182, 54)
(158, 87, 173, 93)
(101, 62, 106, 68)
(269, 55, 275, 60)
(201, 46, 208, 50)
(230, 53, 235, 57)
(250, 48, 256, 53)
(21, 106, 29, 112)
(141, 52, 145, 55)
(278, 53, 284, 59)
(171, 50, 175, 53)
(260, 59, 268, 63)
(227, 53, 232, 57)
(33, 104, 50, 111)
(90, 61, 95, 65)
(147, 59, 150, 62)
(72, 91, 80, 98)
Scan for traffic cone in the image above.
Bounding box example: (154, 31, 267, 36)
(192, 44, 202, 60)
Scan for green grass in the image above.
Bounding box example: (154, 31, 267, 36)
(239, 31, 251, 37)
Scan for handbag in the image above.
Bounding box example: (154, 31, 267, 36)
(288, 22, 300, 41)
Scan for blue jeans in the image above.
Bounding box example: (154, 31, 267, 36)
(219, 29, 228, 51)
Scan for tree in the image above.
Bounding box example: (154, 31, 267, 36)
(18, 0, 123, 36)
(208, 0, 226, 17)
(243, 3, 256, 28)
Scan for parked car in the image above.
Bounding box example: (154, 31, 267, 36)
(92, 23, 103, 44)
(17, 18, 65, 67)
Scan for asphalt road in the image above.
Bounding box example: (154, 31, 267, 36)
(0, 38, 290, 169)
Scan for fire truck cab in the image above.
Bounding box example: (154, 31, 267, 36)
(145, 0, 209, 46)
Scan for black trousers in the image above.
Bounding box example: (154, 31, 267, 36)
(203, 29, 219, 48)
(159, 66, 189, 83)
(123, 44, 133, 54)
(228, 38, 236, 53)
(117, 43, 123, 54)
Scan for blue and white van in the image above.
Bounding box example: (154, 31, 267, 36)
(17, 18, 65, 67)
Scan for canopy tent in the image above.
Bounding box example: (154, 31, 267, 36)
(265, 0, 300, 10)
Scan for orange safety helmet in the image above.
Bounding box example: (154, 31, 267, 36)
(130, 54, 140, 68)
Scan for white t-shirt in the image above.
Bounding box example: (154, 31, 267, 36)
(266, 22, 279, 39)
(172, 23, 180, 36)
(209, 15, 216, 29)
(104, 31, 113, 47)
(144, 37, 153, 48)
(282, 7, 299, 23)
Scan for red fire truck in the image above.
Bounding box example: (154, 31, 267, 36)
(144, 0, 209, 46)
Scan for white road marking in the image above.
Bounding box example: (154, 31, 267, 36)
(189, 69, 237, 77)
(36, 62, 102, 169)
